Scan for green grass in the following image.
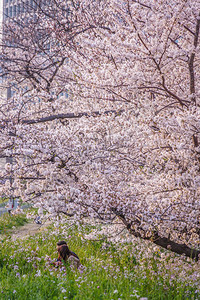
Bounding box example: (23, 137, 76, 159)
(0, 219, 199, 299)
(0, 213, 28, 233)
(0, 197, 9, 205)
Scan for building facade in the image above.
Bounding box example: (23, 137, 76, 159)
(3, 0, 38, 22)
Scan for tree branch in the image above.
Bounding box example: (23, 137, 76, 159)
(21, 109, 124, 125)
(112, 208, 200, 261)
(188, 13, 200, 105)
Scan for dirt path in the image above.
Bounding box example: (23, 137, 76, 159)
(11, 220, 52, 240)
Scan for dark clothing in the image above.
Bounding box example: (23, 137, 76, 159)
(56, 251, 79, 262)
(70, 251, 79, 260)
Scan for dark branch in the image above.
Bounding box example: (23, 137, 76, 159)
(112, 208, 200, 261)
(188, 13, 200, 105)
(21, 109, 124, 125)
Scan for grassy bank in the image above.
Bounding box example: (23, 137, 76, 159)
(0, 198, 7, 205)
(0, 218, 199, 299)
(0, 213, 28, 233)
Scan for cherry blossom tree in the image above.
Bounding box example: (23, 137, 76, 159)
(1, 0, 200, 259)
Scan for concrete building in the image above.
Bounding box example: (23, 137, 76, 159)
(1, 0, 30, 99)
(3, 0, 36, 21)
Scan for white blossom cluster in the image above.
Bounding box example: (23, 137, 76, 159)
(0, 0, 200, 250)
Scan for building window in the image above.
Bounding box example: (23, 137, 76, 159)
(33, 0, 37, 10)
(13, 5, 16, 17)
(17, 4, 20, 14)
(26, 1, 29, 12)
(21, 3, 24, 13)
(9, 6, 12, 18)
(5, 8, 9, 17)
